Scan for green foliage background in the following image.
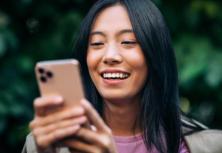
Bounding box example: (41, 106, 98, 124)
(0, 0, 221, 153)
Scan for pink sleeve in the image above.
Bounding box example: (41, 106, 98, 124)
(179, 140, 190, 153)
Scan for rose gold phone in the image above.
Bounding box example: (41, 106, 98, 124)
(35, 59, 85, 108)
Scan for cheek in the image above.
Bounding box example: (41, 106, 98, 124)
(123, 49, 147, 68)
(124, 49, 148, 85)
(87, 50, 100, 70)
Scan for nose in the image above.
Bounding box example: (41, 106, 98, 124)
(102, 44, 123, 65)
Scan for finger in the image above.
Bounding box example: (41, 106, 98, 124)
(34, 96, 64, 116)
(35, 125, 80, 149)
(64, 139, 100, 153)
(75, 128, 113, 149)
(32, 116, 87, 136)
(81, 99, 111, 133)
(30, 106, 85, 128)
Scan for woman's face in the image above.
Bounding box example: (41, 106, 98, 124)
(87, 5, 148, 103)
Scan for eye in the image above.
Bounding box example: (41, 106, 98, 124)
(121, 41, 137, 46)
(90, 42, 104, 46)
(89, 42, 104, 49)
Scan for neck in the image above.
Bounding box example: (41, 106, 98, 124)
(103, 98, 141, 136)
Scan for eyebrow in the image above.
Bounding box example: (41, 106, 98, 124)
(90, 29, 134, 37)
(118, 29, 134, 35)
(90, 31, 106, 37)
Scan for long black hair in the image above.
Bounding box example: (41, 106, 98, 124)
(73, 0, 181, 153)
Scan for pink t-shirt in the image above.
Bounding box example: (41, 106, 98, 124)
(113, 134, 190, 153)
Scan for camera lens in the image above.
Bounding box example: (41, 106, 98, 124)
(40, 76, 47, 83)
(46, 71, 53, 78)
(38, 68, 45, 74)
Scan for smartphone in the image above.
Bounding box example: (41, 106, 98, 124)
(35, 59, 85, 108)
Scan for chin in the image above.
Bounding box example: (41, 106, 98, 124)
(100, 92, 135, 104)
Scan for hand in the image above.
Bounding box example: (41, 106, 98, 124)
(29, 96, 88, 151)
(63, 99, 117, 153)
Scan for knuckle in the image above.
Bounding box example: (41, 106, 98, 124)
(96, 150, 102, 153)
(53, 111, 63, 121)
(47, 133, 57, 144)
(91, 146, 101, 153)
(29, 118, 40, 129)
(106, 127, 112, 135)
(32, 129, 39, 137)
(29, 121, 35, 129)
(50, 132, 58, 141)
(53, 129, 63, 140)
(36, 137, 47, 148)
(50, 123, 59, 131)
(101, 135, 111, 148)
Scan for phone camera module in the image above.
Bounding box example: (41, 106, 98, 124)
(40, 76, 47, 83)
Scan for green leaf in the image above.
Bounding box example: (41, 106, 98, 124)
(205, 52, 222, 87)
(0, 34, 6, 57)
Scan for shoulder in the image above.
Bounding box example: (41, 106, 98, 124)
(184, 130, 222, 153)
(181, 115, 222, 153)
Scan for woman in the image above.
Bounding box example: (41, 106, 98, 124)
(22, 0, 222, 153)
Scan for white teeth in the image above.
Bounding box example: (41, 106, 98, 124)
(102, 73, 129, 79)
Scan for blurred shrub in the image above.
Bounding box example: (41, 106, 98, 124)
(156, 0, 222, 126)
(0, 0, 94, 152)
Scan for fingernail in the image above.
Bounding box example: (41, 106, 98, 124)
(73, 107, 84, 114)
(54, 96, 63, 103)
(72, 124, 80, 131)
(90, 125, 97, 132)
(79, 116, 87, 122)
(80, 99, 90, 107)
(80, 99, 85, 104)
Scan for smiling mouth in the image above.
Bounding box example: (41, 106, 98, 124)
(101, 72, 130, 80)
